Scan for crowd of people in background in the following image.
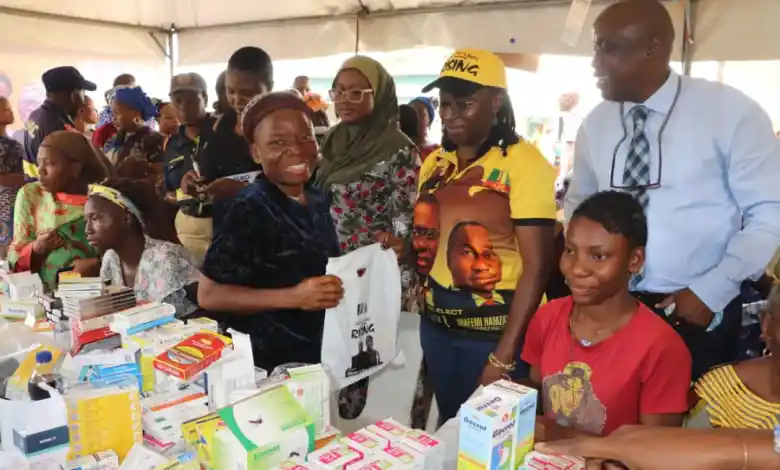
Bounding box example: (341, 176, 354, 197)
(0, 0, 778, 467)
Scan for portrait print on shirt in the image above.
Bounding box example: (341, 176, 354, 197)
(416, 157, 518, 333)
(543, 361, 607, 435)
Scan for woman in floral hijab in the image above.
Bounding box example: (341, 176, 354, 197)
(317, 55, 421, 420)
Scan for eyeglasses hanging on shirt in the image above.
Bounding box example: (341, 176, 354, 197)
(609, 75, 683, 190)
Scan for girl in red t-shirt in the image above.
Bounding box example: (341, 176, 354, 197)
(522, 190, 691, 436)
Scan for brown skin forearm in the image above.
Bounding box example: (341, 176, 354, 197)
(640, 413, 684, 427)
(197, 274, 297, 313)
(493, 225, 554, 362)
(0, 172, 25, 188)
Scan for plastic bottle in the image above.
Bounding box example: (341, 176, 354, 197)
(28, 350, 59, 401)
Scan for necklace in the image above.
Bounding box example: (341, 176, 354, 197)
(569, 306, 632, 348)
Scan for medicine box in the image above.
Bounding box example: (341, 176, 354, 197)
(65, 450, 120, 470)
(212, 385, 314, 470)
(519, 451, 584, 470)
(363, 419, 411, 446)
(484, 381, 538, 468)
(341, 430, 385, 455)
(274, 458, 317, 470)
(307, 442, 367, 470)
(153, 331, 232, 380)
(399, 431, 444, 470)
(457, 393, 519, 470)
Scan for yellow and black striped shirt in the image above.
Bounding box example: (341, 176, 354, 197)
(687, 364, 780, 430)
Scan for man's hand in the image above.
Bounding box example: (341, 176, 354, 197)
(203, 178, 247, 200)
(656, 288, 714, 327)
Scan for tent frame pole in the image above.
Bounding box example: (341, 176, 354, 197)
(681, 0, 697, 76)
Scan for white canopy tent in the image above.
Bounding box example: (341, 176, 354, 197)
(0, 0, 778, 67)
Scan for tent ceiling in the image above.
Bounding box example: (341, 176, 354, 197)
(0, 0, 551, 30)
(0, 0, 778, 64)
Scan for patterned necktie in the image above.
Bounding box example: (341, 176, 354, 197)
(623, 105, 651, 209)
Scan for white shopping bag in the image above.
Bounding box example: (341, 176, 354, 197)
(321, 243, 401, 388)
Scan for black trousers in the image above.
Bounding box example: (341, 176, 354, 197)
(632, 292, 742, 381)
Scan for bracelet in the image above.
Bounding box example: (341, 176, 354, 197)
(488, 353, 516, 372)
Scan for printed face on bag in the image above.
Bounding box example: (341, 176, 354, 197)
(447, 221, 502, 292)
(412, 194, 440, 275)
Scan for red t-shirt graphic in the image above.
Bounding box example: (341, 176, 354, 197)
(522, 296, 691, 435)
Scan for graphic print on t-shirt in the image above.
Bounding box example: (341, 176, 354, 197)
(543, 361, 607, 435)
(415, 153, 518, 333)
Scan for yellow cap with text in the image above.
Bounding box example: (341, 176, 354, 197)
(422, 49, 508, 92)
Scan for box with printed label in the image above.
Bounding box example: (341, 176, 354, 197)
(341, 429, 384, 455)
(274, 458, 316, 470)
(306, 442, 367, 470)
(212, 385, 315, 470)
(354, 458, 414, 470)
(363, 419, 411, 446)
(153, 331, 232, 380)
(399, 432, 444, 470)
(519, 451, 584, 470)
(65, 450, 119, 470)
(484, 381, 538, 468)
(457, 393, 519, 470)
(380, 444, 424, 470)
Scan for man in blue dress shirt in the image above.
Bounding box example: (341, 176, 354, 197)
(565, 0, 780, 380)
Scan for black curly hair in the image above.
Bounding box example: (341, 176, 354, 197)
(571, 190, 647, 250)
(97, 178, 178, 243)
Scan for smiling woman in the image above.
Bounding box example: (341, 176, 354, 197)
(198, 91, 343, 372)
(521, 191, 690, 436)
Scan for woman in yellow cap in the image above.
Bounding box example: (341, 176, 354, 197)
(8, 131, 112, 289)
(316, 55, 421, 420)
(415, 49, 556, 425)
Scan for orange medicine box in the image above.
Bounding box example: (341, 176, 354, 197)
(153, 331, 233, 380)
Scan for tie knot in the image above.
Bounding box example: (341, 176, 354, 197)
(630, 105, 648, 128)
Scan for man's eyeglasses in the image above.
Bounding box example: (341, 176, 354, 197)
(609, 75, 682, 191)
(328, 88, 373, 104)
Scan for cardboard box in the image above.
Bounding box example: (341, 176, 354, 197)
(307, 442, 366, 470)
(65, 450, 120, 470)
(275, 458, 316, 470)
(363, 419, 411, 447)
(153, 331, 232, 380)
(457, 393, 518, 470)
(212, 385, 315, 470)
(485, 381, 538, 468)
(520, 451, 584, 470)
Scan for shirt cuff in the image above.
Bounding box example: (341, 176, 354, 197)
(688, 269, 741, 313)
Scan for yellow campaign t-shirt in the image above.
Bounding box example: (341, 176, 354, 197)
(414, 141, 556, 335)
